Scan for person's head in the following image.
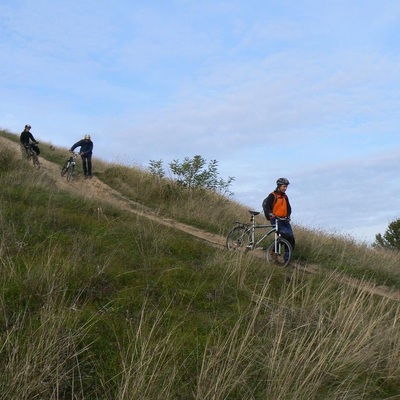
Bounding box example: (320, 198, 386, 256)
(25, 124, 31, 131)
(84, 134, 91, 140)
(276, 177, 290, 193)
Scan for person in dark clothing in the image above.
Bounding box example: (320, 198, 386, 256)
(262, 177, 295, 253)
(20, 124, 40, 155)
(69, 134, 94, 178)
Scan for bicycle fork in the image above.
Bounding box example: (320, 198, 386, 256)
(273, 219, 283, 254)
(273, 232, 280, 253)
(273, 229, 290, 262)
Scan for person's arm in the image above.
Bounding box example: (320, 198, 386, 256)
(29, 133, 38, 143)
(69, 140, 81, 152)
(263, 193, 276, 219)
(286, 196, 292, 218)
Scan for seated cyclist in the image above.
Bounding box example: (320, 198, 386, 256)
(20, 124, 40, 156)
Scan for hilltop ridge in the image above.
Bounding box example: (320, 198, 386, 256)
(1, 133, 399, 302)
(1, 130, 400, 398)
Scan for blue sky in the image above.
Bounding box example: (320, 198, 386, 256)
(1, 0, 400, 243)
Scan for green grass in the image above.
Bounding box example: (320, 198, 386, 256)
(0, 129, 399, 399)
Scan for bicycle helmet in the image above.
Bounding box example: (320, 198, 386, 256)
(276, 177, 290, 187)
(84, 134, 91, 140)
(25, 124, 31, 129)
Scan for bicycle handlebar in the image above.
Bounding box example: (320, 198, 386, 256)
(247, 210, 290, 221)
(272, 216, 290, 221)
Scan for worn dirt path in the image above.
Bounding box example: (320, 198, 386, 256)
(2, 136, 400, 302)
(1, 136, 228, 248)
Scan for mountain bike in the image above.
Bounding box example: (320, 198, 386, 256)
(226, 211, 292, 267)
(61, 152, 77, 182)
(21, 143, 40, 169)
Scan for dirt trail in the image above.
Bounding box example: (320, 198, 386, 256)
(1, 136, 227, 249)
(2, 136, 400, 302)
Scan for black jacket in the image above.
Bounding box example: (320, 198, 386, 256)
(20, 130, 37, 145)
(70, 139, 93, 156)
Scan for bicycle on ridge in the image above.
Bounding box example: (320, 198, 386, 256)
(226, 211, 292, 268)
(61, 152, 78, 182)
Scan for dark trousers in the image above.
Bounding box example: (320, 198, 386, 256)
(81, 154, 92, 176)
(23, 144, 40, 155)
(271, 218, 295, 250)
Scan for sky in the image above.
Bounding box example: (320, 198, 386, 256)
(1, 0, 400, 244)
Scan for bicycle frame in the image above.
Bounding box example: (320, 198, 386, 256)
(235, 211, 282, 250)
(226, 211, 292, 267)
(61, 152, 78, 181)
(23, 143, 40, 169)
(67, 153, 77, 169)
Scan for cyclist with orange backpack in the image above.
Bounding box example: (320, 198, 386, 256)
(262, 177, 295, 252)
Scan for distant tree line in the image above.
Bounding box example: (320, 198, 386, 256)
(148, 155, 235, 196)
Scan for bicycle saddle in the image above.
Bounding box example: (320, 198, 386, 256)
(248, 210, 260, 216)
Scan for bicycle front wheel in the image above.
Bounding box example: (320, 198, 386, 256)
(266, 238, 292, 268)
(67, 164, 74, 182)
(226, 226, 252, 251)
(61, 163, 68, 177)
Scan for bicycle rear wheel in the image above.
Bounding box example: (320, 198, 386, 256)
(266, 238, 292, 268)
(21, 145, 28, 160)
(226, 226, 252, 250)
(32, 153, 40, 169)
(67, 164, 74, 182)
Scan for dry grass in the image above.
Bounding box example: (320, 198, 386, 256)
(1, 130, 400, 398)
(0, 279, 95, 399)
(195, 260, 400, 399)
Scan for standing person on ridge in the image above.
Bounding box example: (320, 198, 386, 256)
(262, 177, 295, 255)
(20, 124, 40, 156)
(69, 134, 94, 179)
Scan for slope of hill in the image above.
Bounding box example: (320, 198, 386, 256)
(0, 130, 399, 399)
(0, 134, 226, 247)
(2, 133, 399, 301)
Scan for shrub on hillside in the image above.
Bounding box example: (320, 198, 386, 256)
(149, 155, 235, 196)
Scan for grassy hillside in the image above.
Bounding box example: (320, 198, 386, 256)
(0, 129, 399, 399)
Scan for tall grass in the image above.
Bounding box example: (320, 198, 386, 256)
(0, 252, 96, 399)
(295, 225, 400, 289)
(261, 273, 399, 399)
(101, 164, 248, 234)
(195, 270, 400, 399)
(0, 130, 400, 398)
(114, 300, 180, 399)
